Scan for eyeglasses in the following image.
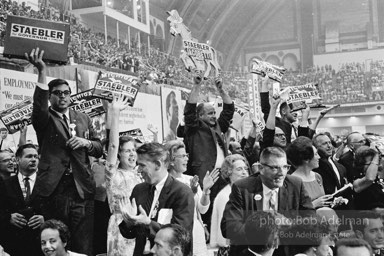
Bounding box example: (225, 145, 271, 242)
(51, 90, 71, 97)
(274, 133, 286, 139)
(174, 154, 189, 159)
(260, 163, 291, 171)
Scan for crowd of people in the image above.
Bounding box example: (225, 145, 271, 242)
(2, 0, 384, 106)
(0, 46, 384, 256)
(1, 2, 384, 256)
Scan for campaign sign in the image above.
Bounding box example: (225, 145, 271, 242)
(92, 71, 141, 106)
(3, 15, 70, 64)
(119, 128, 145, 143)
(250, 59, 286, 83)
(69, 89, 106, 117)
(0, 99, 33, 134)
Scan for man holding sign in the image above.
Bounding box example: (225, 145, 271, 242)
(26, 48, 103, 255)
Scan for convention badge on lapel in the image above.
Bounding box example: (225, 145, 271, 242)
(84, 129, 90, 139)
(69, 123, 76, 137)
(150, 200, 159, 219)
(254, 194, 262, 201)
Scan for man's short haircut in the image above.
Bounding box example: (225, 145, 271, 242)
(221, 154, 248, 182)
(160, 224, 191, 256)
(40, 219, 70, 248)
(47, 78, 70, 93)
(260, 147, 286, 163)
(354, 146, 377, 168)
(335, 238, 372, 255)
(15, 143, 37, 158)
(0, 127, 7, 132)
(286, 136, 314, 167)
(312, 133, 329, 148)
(353, 211, 382, 233)
(245, 211, 279, 253)
(136, 142, 169, 166)
(346, 131, 362, 145)
(196, 102, 205, 116)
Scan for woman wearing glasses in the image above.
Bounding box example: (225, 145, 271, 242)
(210, 154, 249, 256)
(286, 136, 333, 209)
(165, 140, 220, 256)
(105, 94, 143, 256)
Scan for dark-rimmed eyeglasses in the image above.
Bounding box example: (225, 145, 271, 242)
(174, 154, 189, 159)
(51, 90, 71, 97)
(274, 133, 286, 139)
(260, 163, 291, 171)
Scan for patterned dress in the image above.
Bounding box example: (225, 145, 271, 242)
(105, 162, 143, 256)
(176, 174, 209, 256)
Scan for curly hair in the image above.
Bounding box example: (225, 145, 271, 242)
(221, 154, 249, 182)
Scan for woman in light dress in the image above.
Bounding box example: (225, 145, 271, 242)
(105, 94, 143, 255)
(210, 154, 249, 256)
(165, 140, 220, 256)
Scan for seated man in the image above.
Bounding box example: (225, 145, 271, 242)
(221, 146, 314, 256)
(151, 224, 191, 256)
(240, 211, 279, 256)
(119, 143, 194, 256)
(354, 211, 384, 256)
(335, 238, 372, 256)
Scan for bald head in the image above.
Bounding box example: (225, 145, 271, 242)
(197, 103, 217, 126)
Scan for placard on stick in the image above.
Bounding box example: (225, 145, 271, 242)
(0, 99, 33, 134)
(92, 71, 141, 106)
(69, 89, 106, 117)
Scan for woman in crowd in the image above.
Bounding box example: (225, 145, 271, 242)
(165, 140, 220, 256)
(40, 219, 86, 256)
(286, 136, 333, 209)
(352, 145, 384, 210)
(210, 154, 249, 256)
(105, 94, 142, 255)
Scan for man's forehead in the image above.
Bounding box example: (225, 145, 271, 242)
(204, 104, 214, 111)
(21, 148, 38, 156)
(318, 135, 330, 143)
(264, 155, 287, 164)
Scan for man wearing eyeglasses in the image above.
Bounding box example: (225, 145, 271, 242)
(0, 150, 15, 179)
(221, 146, 314, 256)
(26, 48, 103, 256)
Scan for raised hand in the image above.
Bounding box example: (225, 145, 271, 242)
(270, 94, 281, 109)
(25, 47, 46, 73)
(320, 104, 340, 117)
(147, 124, 158, 135)
(203, 168, 220, 192)
(120, 197, 138, 223)
(214, 77, 223, 90)
(111, 93, 130, 111)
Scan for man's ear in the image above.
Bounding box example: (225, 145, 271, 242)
(154, 160, 162, 170)
(355, 230, 363, 239)
(172, 246, 182, 256)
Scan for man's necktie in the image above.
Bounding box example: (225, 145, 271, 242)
(24, 177, 31, 203)
(62, 114, 69, 131)
(144, 185, 155, 215)
(269, 190, 277, 211)
(0, 139, 3, 150)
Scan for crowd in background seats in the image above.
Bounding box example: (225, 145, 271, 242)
(1, 0, 384, 106)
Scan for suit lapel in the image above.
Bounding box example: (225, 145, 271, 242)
(253, 176, 263, 211)
(49, 108, 70, 138)
(157, 175, 173, 209)
(11, 176, 26, 206)
(326, 159, 341, 187)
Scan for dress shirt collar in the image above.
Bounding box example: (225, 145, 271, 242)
(262, 183, 279, 197)
(154, 173, 168, 193)
(51, 107, 69, 120)
(18, 171, 37, 183)
(247, 248, 262, 256)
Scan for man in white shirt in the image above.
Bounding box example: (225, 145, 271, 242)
(119, 142, 194, 256)
(221, 147, 314, 256)
(0, 144, 45, 256)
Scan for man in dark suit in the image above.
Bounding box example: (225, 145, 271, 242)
(312, 133, 347, 195)
(0, 144, 45, 256)
(119, 142, 194, 256)
(26, 48, 103, 255)
(184, 75, 234, 185)
(221, 147, 314, 256)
